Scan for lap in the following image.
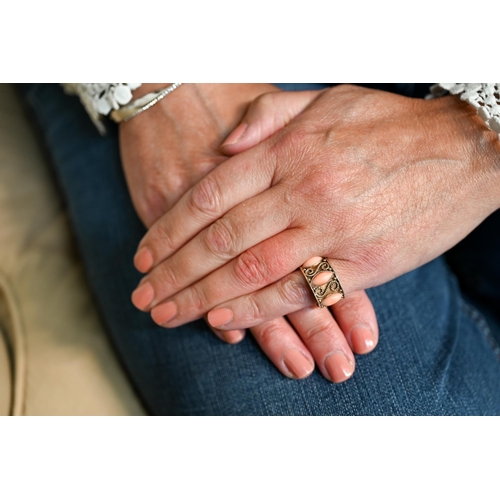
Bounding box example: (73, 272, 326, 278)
(19, 83, 500, 415)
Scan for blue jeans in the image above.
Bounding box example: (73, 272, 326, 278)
(18, 83, 500, 415)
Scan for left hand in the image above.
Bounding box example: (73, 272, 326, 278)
(133, 84, 500, 331)
(119, 83, 276, 227)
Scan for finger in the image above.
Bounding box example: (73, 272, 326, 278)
(148, 242, 362, 330)
(134, 142, 276, 274)
(206, 320, 246, 345)
(249, 317, 315, 380)
(148, 228, 312, 327)
(220, 90, 322, 156)
(331, 290, 379, 355)
(132, 186, 292, 311)
(200, 254, 360, 332)
(287, 306, 355, 383)
(206, 276, 377, 357)
(206, 271, 315, 330)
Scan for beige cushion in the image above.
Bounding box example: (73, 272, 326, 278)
(0, 324, 11, 415)
(0, 84, 146, 415)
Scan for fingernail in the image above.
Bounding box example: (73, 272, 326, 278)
(324, 351, 354, 383)
(151, 301, 177, 325)
(131, 282, 155, 311)
(134, 247, 153, 273)
(312, 271, 333, 286)
(222, 330, 245, 344)
(322, 292, 343, 307)
(221, 123, 248, 147)
(207, 308, 233, 328)
(351, 325, 375, 354)
(283, 349, 314, 379)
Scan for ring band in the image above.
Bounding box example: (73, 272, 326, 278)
(300, 257, 345, 308)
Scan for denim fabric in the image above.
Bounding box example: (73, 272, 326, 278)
(18, 83, 500, 415)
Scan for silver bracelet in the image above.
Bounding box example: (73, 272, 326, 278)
(110, 83, 183, 123)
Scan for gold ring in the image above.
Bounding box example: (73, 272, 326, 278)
(300, 257, 345, 308)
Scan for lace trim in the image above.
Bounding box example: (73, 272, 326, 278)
(62, 83, 142, 134)
(430, 83, 500, 139)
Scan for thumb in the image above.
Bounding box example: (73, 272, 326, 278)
(220, 90, 322, 156)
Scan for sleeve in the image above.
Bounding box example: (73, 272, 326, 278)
(61, 83, 142, 134)
(429, 84, 500, 139)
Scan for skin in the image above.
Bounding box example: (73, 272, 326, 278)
(133, 85, 500, 349)
(122, 83, 379, 383)
(120, 83, 276, 227)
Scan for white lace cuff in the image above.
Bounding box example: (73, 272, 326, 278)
(430, 83, 500, 139)
(62, 83, 142, 134)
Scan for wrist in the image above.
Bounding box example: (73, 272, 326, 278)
(126, 83, 278, 136)
(131, 83, 214, 100)
(439, 95, 500, 213)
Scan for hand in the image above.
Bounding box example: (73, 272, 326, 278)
(210, 90, 380, 382)
(131, 87, 381, 383)
(119, 83, 277, 227)
(124, 84, 379, 383)
(133, 85, 500, 337)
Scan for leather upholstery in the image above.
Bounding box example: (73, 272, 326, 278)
(0, 84, 145, 415)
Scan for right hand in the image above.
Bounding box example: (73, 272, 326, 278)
(135, 84, 500, 383)
(130, 86, 379, 383)
(220, 90, 379, 381)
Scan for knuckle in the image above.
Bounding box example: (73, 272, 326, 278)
(254, 91, 276, 110)
(267, 128, 313, 176)
(156, 263, 182, 290)
(245, 295, 265, 323)
(302, 320, 335, 343)
(353, 236, 393, 278)
(281, 274, 311, 306)
(333, 290, 367, 315)
(152, 221, 175, 255)
(268, 129, 297, 160)
(188, 285, 208, 314)
(253, 320, 282, 344)
(234, 251, 267, 288)
(204, 218, 237, 258)
(189, 176, 222, 219)
(296, 169, 336, 200)
(336, 83, 357, 94)
(281, 187, 296, 208)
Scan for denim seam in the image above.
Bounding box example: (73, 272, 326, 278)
(460, 299, 500, 363)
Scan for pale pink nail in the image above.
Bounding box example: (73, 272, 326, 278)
(303, 256, 322, 267)
(283, 349, 314, 379)
(221, 123, 248, 148)
(207, 308, 233, 328)
(134, 247, 153, 273)
(312, 271, 333, 286)
(351, 325, 375, 354)
(151, 301, 177, 325)
(131, 282, 154, 311)
(324, 351, 354, 383)
(322, 292, 343, 307)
